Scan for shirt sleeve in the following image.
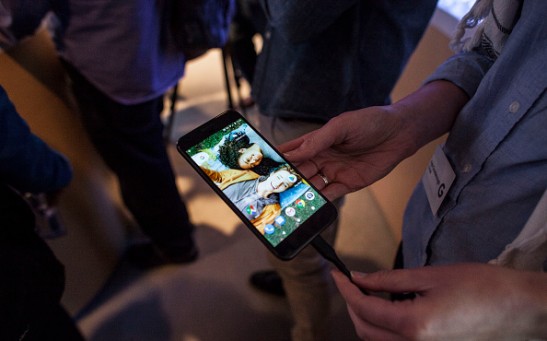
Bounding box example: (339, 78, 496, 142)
(424, 50, 495, 99)
(0, 86, 72, 192)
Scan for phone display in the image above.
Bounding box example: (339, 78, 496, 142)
(177, 110, 337, 260)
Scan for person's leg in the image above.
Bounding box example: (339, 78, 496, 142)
(228, 9, 259, 85)
(229, 0, 267, 85)
(267, 223, 338, 341)
(0, 186, 84, 340)
(256, 115, 342, 341)
(63, 62, 196, 264)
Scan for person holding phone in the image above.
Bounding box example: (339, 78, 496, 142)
(249, 1, 438, 339)
(201, 165, 300, 233)
(274, 0, 547, 339)
(180, 111, 338, 261)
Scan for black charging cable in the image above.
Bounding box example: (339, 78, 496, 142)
(311, 235, 369, 295)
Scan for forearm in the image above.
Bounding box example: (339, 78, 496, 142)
(390, 80, 470, 158)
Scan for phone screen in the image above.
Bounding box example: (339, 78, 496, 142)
(182, 116, 330, 248)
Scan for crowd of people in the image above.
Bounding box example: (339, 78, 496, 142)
(1, 0, 546, 340)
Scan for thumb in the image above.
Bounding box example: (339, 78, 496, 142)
(279, 125, 338, 162)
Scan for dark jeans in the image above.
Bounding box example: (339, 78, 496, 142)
(62, 61, 193, 251)
(22, 305, 85, 341)
(0, 185, 85, 340)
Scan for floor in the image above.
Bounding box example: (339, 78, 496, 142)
(74, 50, 399, 341)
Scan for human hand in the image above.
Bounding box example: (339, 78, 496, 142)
(332, 264, 547, 341)
(22, 190, 64, 213)
(278, 81, 469, 200)
(278, 106, 414, 200)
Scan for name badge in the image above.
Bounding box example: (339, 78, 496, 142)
(422, 145, 456, 216)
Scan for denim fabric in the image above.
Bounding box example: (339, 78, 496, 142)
(403, 0, 547, 268)
(252, 0, 438, 123)
(63, 64, 194, 248)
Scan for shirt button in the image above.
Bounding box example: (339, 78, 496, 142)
(265, 30, 271, 39)
(462, 163, 473, 173)
(509, 101, 520, 113)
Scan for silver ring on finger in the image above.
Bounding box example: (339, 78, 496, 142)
(318, 173, 329, 186)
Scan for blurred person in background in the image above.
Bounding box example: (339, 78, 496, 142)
(0, 0, 198, 269)
(249, 1, 438, 340)
(0, 85, 84, 340)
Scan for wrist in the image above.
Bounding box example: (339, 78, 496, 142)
(390, 80, 469, 155)
(383, 101, 428, 165)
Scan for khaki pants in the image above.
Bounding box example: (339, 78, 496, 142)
(257, 114, 344, 341)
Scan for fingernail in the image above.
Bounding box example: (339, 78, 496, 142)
(350, 271, 367, 278)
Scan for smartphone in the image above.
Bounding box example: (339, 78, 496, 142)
(176, 110, 338, 260)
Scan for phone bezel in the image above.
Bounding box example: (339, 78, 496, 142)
(176, 110, 337, 260)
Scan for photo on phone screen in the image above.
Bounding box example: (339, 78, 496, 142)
(177, 110, 337, 259)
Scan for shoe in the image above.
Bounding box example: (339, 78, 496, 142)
(249, 270, 286, 297)
(126, 242, 198, 269)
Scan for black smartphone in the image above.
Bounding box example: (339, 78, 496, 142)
(176, 110, 338, 260)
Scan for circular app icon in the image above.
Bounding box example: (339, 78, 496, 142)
(305, 191, 315, 200)
(264, 224, 275, 234)
(191, 152, 209, 165)
(285, 207, 296, 217)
